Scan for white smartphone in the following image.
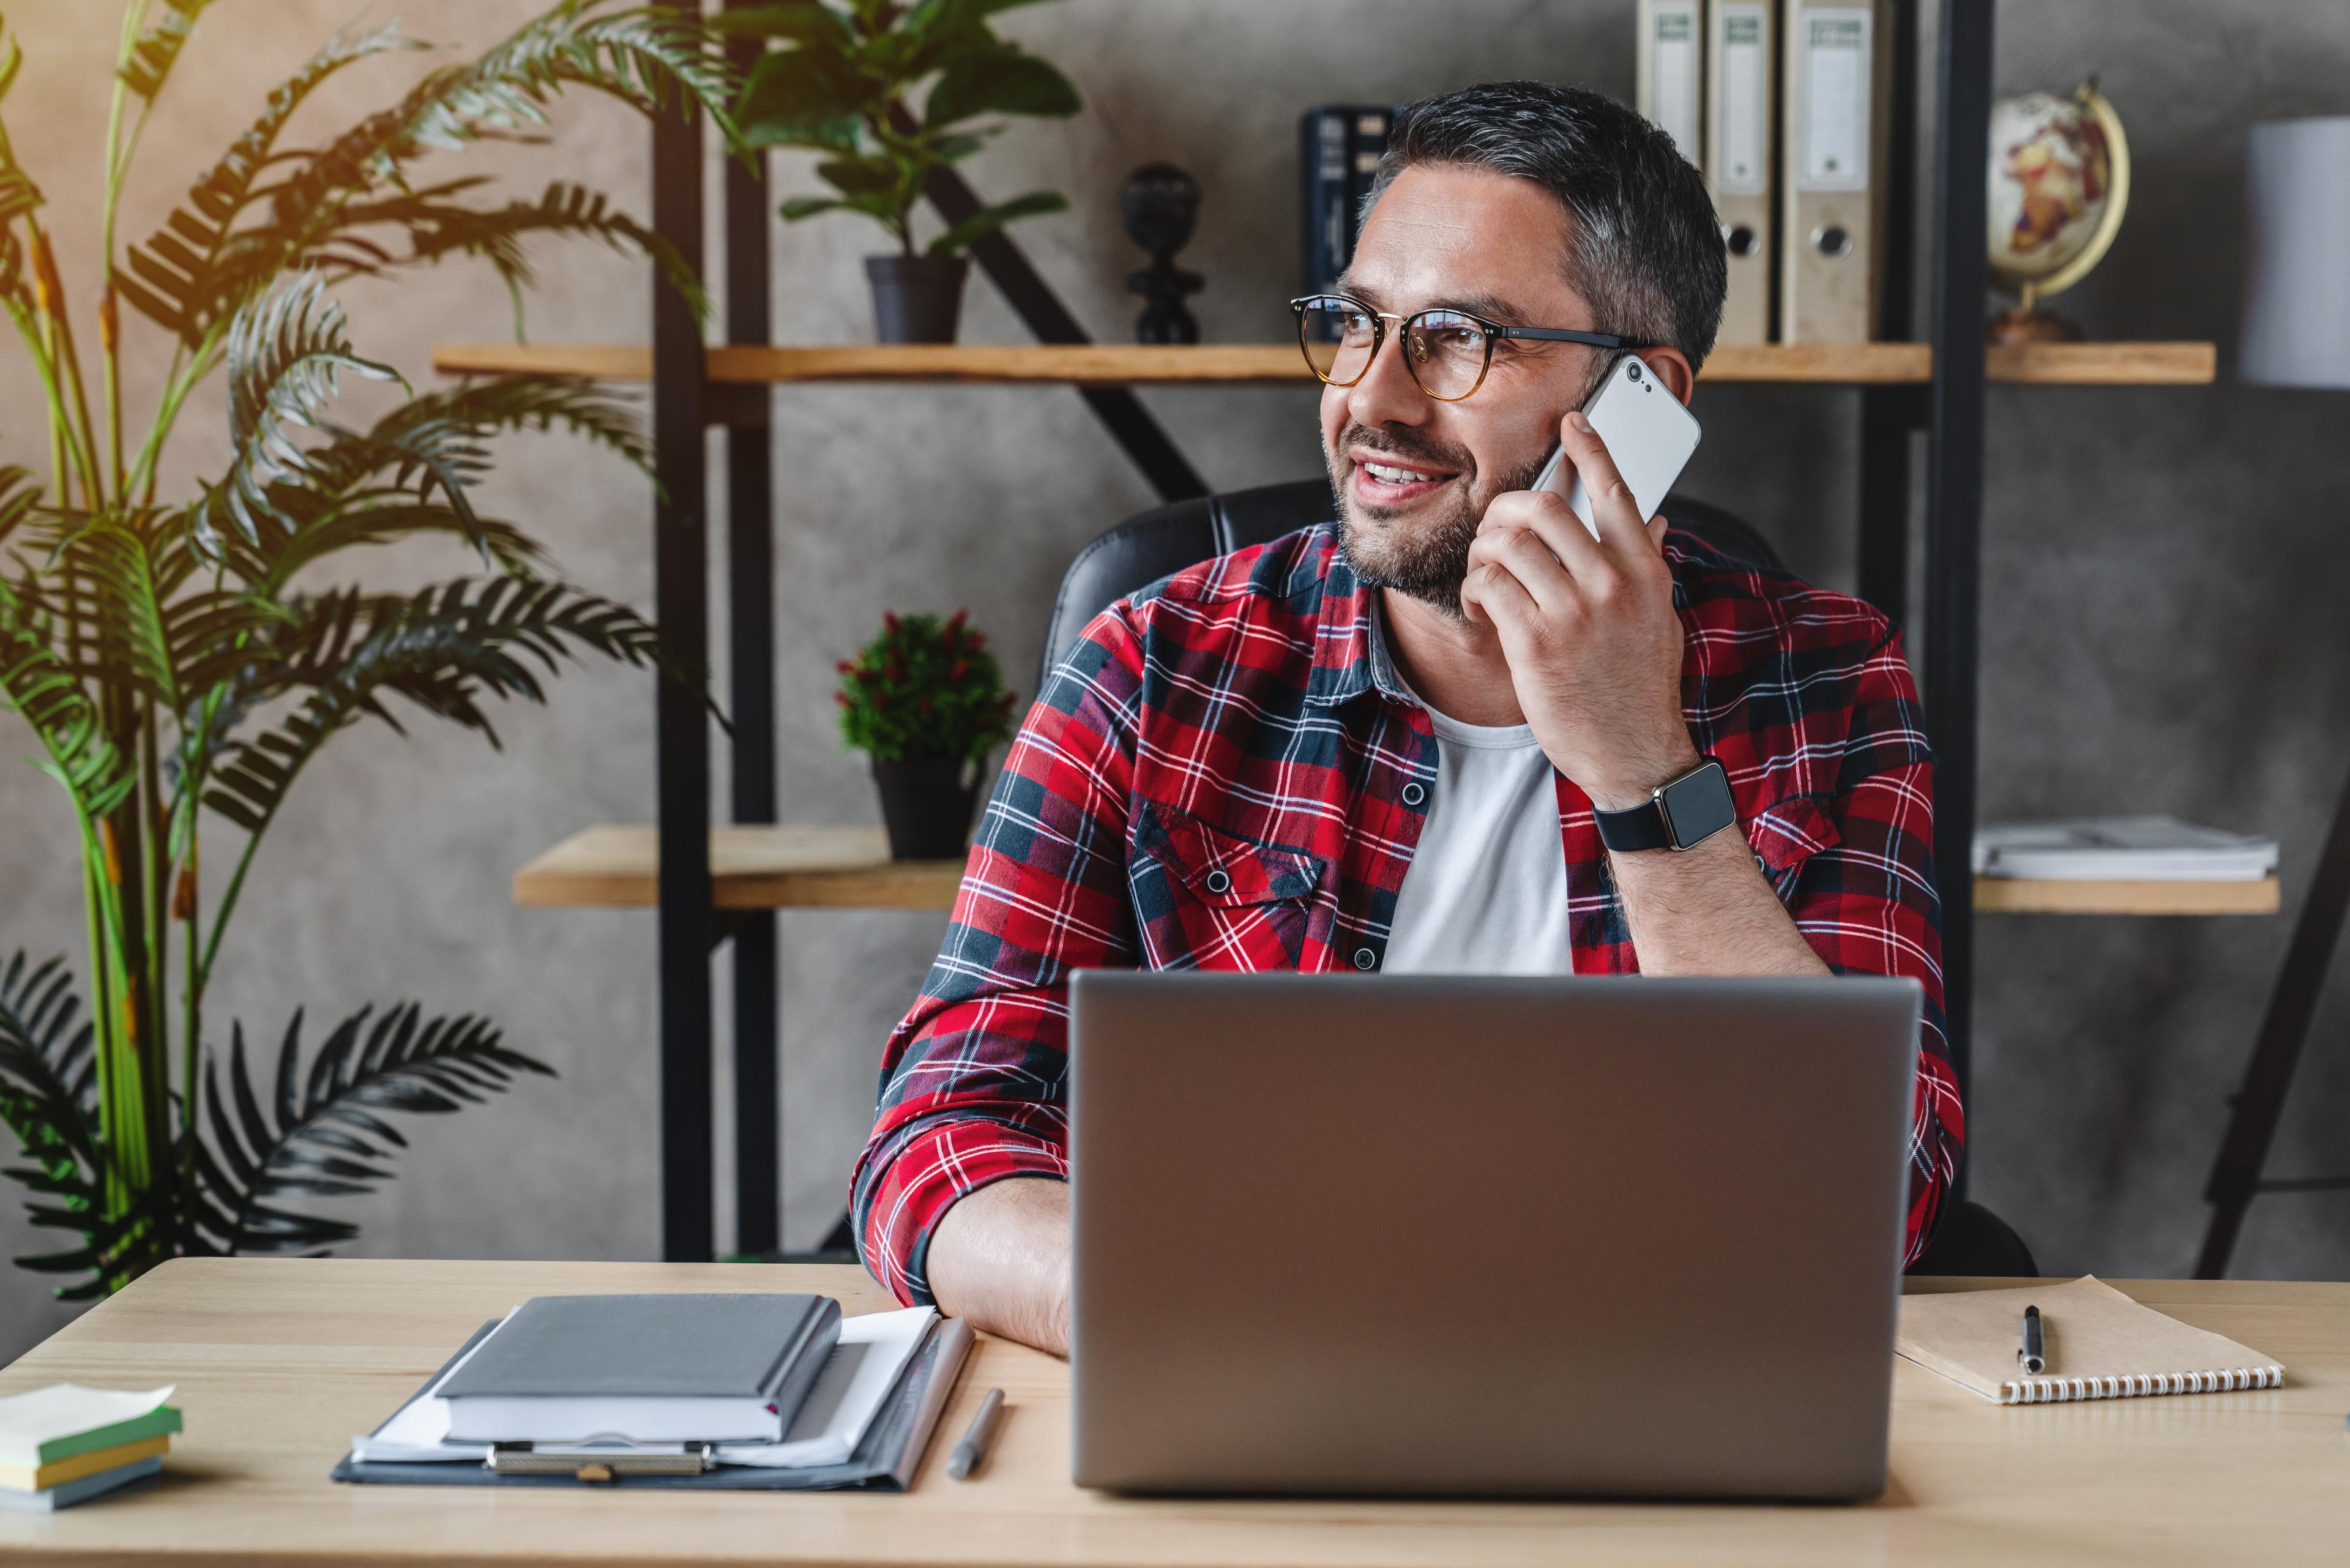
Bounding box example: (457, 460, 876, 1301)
(1529, 353, 1703, 539)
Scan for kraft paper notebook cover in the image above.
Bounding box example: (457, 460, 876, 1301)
(1897, 1276, 2283, 1405)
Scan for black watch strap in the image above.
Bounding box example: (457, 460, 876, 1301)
(1592, 758, 1738, 853)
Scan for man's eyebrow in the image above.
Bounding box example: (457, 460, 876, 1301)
(1327, 281, 1540, 327)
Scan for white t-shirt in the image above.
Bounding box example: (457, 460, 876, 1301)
(1383, 701, 1576, 976)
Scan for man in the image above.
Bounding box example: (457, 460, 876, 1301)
(852, 81, 1962, 1356)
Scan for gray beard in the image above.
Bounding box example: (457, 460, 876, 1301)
(1332, 448, 1550, 619)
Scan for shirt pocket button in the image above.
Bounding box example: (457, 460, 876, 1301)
(1204, 869, 1233, 895)
(1401, 782, 1427, 807)
(1353, 947, 1377, 970)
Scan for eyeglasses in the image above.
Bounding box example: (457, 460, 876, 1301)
(1289, 293, 1644, 402)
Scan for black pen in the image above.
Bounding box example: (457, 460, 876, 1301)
(2020, 1304, 2045, 1373)
(947, 1387, 1005, 1480)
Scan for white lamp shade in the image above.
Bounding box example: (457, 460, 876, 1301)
(2240, 116, 2350, 389)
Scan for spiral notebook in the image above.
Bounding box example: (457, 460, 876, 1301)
(1897, 1276, 2283, 1405)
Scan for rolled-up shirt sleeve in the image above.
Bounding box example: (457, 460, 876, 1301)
(1780, 627, 1964, 1267)
(850, 610, 1144, 1305)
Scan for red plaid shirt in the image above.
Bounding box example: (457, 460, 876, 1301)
(853, 524, 1964, 1302)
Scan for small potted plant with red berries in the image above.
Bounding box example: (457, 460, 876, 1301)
(836, 610, 1020, 860)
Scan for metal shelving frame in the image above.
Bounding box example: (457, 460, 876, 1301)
(639, 0, 1992, 1261)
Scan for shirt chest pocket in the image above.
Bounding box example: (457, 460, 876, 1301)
(1747, 794, 1842, 903)
(1130, 803, 1330, 972)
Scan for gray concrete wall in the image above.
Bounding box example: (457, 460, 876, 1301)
(4, 0, 2348, 1359)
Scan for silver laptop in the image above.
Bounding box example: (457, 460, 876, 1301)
(1068, 971, 1922, 1501)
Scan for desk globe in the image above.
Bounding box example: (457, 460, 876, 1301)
(1986, 80, 2132, 343)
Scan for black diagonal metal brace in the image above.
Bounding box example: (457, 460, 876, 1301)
(913, 150, 1210, 503)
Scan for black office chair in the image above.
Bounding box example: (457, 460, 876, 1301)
(1040, 479, 2037, 1278)
(1039, 478, 1786, 689)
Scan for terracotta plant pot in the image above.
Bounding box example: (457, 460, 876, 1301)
(870, 755, 980, 861)
(864, 254, 969, 344)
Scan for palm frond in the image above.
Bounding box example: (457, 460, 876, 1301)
(0, 586, 137, 819)
(118, 0, 223, 101)
(0, 951, 154, 1300)
(296, 375, 652, 560)
(0, 952, 100, 1177)
(204, 578, 663, 836)
(42, 516, 287, 714)
(277, 3, 735, 228)
(190, 1005, 551, 1256)
(0, 463, 40, 551)
(116, 22, 421, 345)
(203, 272, 402, 549)
(215, 491, 549, 594)
(382, 181, 707, 335)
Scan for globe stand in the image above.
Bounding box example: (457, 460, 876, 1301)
(1986, 283, 2086, 345)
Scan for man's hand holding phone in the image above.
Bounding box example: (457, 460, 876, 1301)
(1460, 407, 1699, 813)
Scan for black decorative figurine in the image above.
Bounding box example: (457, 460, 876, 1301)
(1120, 163, 1203, 344)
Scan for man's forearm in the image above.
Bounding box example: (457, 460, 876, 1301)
(1608, 828, 1831, 977)
(923, 1176, 1073, 1357)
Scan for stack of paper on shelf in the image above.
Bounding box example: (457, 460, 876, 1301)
(0, 1384, 181, 1512)
(1972, 816, 2280, 881)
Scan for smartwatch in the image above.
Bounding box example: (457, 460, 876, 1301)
(1592, 757, 1739, 853)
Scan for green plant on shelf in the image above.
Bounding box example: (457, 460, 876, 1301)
(725, 0, 1081, 257)
(0, 1, 737, 1301)
(835, 610, 1018, 764)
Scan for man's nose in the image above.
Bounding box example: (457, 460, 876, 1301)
(1345, 326, 1429, 431)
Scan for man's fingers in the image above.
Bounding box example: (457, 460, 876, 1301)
(1557, 405, 1654, 558)
(1479, 486, 1608, 579)
(1467, 524, 1578, 615)
(1459, 559, 1539, 638)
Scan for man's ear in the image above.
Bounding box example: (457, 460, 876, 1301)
(1640, 347, 1698, 405)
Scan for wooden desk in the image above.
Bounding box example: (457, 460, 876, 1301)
(2, 1260, 2344, 1566)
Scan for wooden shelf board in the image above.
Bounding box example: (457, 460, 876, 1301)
(514, 824, 962, 911)
(1973, 876, 2279, 916)
(432, 340, 2217, 388)
(520, 826, 2275, 919)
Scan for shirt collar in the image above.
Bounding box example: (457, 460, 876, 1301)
(1303, 525, 1413, 709)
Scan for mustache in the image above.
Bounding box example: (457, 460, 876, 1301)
(1333, 424, 1475, 475)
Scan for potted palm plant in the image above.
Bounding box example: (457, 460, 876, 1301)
(0, 1, 734, 1301)
(725, 0, 1081, 342)
(835, 610, 1016, 858)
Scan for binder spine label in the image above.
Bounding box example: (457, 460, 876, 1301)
(1714, 4, 1771, 195)
(1643, 1, 1704, 166)
(1797, 7, 1873, 192)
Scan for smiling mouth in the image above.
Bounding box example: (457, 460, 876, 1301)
(1350, 452, 1458, 499)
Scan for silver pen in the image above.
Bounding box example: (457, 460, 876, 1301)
(947, 1387, 1005, 1480)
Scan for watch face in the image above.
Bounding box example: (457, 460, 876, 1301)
(1658, 761, 1738, 849)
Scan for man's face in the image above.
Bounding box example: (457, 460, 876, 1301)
(1321, 163, 1606, 618)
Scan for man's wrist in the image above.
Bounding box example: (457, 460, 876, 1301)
(1583, 741, 1706, 813)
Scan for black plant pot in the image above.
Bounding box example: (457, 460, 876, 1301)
(864, 254, 969, 344)
(871, 755, 980, 861)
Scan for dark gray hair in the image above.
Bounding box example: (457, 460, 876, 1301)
(1364, 80, 1727, 375)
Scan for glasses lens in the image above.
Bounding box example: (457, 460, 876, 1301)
(1299, 298, 1379, 384)
(1401, 310, 1490, 399)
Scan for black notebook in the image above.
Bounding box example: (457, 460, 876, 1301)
(437, 1293, 840, 1444)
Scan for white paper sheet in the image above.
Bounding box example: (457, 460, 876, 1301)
(349, 1306, 936, 1469)
(0, 1385, 176, 1466)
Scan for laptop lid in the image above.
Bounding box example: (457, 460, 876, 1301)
(1069, 971, 1921, 1499)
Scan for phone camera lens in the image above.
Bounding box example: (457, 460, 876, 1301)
(1626, 360, 1643, 382)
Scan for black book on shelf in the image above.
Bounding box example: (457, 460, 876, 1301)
(1299, 106, 1397, 301)
(1299, 105, 1354, 296)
